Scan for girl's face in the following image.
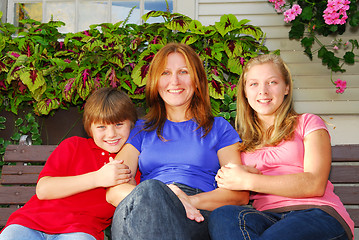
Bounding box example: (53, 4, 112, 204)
(90, 120, 132, 153)
(245, 62, 289, 126)
(158, 52, 195, 112)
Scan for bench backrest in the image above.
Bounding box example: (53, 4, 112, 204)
(1, 144, 359, 228)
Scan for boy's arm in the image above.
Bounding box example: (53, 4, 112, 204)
(36, 159, 131, 200)
(106, 144, 140, 206)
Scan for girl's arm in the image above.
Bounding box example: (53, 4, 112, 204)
(36, 159, 131, 200)
(217, 129, 331, 198)
(106, 143, 140, 207)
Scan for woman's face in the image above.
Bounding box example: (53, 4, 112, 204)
(158, 52, 195, 112)
(244, 62, 289, 126)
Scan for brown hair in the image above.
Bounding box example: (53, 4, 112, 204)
(144, 42, 214, 139)
(235, 54, 298, 152)
(83, 87, 138, 137)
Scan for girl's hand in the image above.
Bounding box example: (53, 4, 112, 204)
(95, 157, 132, 187)
(215, 164, 261, 191)
(167, 184, 204, 223)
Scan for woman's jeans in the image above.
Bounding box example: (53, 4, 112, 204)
(209, 205, 348, 240)
(111, 179, 211, 240)
(0, 224, 95, 240)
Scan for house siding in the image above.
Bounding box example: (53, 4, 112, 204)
(179, 0, 359, 146)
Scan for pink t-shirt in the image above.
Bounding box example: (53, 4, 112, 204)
(241, 113, 354, 239)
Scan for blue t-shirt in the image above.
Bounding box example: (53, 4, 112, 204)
(127, 117, 241, 192)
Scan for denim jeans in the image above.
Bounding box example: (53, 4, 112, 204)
(0, 224, 96, 240)
(209, 205, 348, 240)
(111, 179, 211, 240)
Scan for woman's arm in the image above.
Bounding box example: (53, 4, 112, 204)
(216, 129, 332, 198)
(106, 143, 140, 207)
(187, 142, 251, 210)
(36, 159, 131, 200)
(168, 143, 251, 222)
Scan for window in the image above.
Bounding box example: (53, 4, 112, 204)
(7, 0, 174, 33)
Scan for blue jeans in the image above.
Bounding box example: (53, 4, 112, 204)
(111, 179, 211, 240)
(0, 224, 95, 240)
(209, 205, 348, 240)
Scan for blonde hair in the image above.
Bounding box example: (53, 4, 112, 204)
(83, 87, 138, 137)
(235, 54, 298, 152)
(144, 42, 214, 139)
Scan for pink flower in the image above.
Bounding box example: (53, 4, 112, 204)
(323, 0, 350, 25)
(284, 4, 302, 23)
(333, 45, 339, 50)
(334, 79, 347, 93)
(269, 0, 286, 12)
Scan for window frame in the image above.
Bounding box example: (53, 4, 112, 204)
(6, 0, 175, 32)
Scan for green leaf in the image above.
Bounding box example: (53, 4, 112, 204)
(0, 116, 6, 123)
(289, 21, 305, 39)
(11, 132, 21, 141)
(229, 102, 237, 111)
(343, 52, 355, 64)
(18, 69, 47, 101)
(0, 124, 5, 130)
(15, 118, 24, 127)
(34, 98, 60, 115)
(301, 37, 314, 48)
(215, 14, 239, 37)
(301, 6, 313, 21)
(227, 58, 243, 75)
(349, 11, 359, 26)
(19, 126, 30, 134)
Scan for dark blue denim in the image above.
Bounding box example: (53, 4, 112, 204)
(209, 205, 348, 240)
(111, 179, 211, 240)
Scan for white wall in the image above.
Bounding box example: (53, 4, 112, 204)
(191, 0, 359, 145)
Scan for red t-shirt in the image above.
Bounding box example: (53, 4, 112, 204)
(4, 136, 116, 240)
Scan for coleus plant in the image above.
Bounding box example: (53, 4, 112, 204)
(0, 10, 271, 121)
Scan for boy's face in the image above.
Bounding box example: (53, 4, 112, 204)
(90, 120, 132, 153)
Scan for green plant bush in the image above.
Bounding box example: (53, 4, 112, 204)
(0, 11, 272, 121)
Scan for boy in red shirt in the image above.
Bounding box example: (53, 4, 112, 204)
(0, 87, 138, 240)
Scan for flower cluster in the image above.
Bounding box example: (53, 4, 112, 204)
(323, 0, 351, 25)
(334, 79, 347, 93)
(269, 0, 286, 12)
(284, 4, 302, 23)
(268, 0, 358, 94)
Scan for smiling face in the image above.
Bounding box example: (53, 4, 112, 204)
(244, 62, 289, 126)
(90, 120, 132, 153)
(157, 52, 195, 113)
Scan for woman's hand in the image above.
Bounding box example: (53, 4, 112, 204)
(167, 184, 205, 223)
(215, 163, 261, 191)
(95, 157, 132, 187)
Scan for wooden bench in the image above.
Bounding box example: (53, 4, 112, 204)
(1, 144, 359, 236)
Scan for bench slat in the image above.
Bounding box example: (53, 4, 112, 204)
(332, 145, 359, 162)
(1, 165, 44, 185)
(333, 186, 359, 205)
(0, 208, 20, 227)
(330, 166, 359, 183)
(0, 186, 36, 205)
(3, 145, 57, 163)
(347, 209, 359, 228)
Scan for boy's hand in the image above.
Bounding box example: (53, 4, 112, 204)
(95, 157, 132, 187)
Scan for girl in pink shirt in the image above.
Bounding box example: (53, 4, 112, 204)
(209, 54, 354, 240)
